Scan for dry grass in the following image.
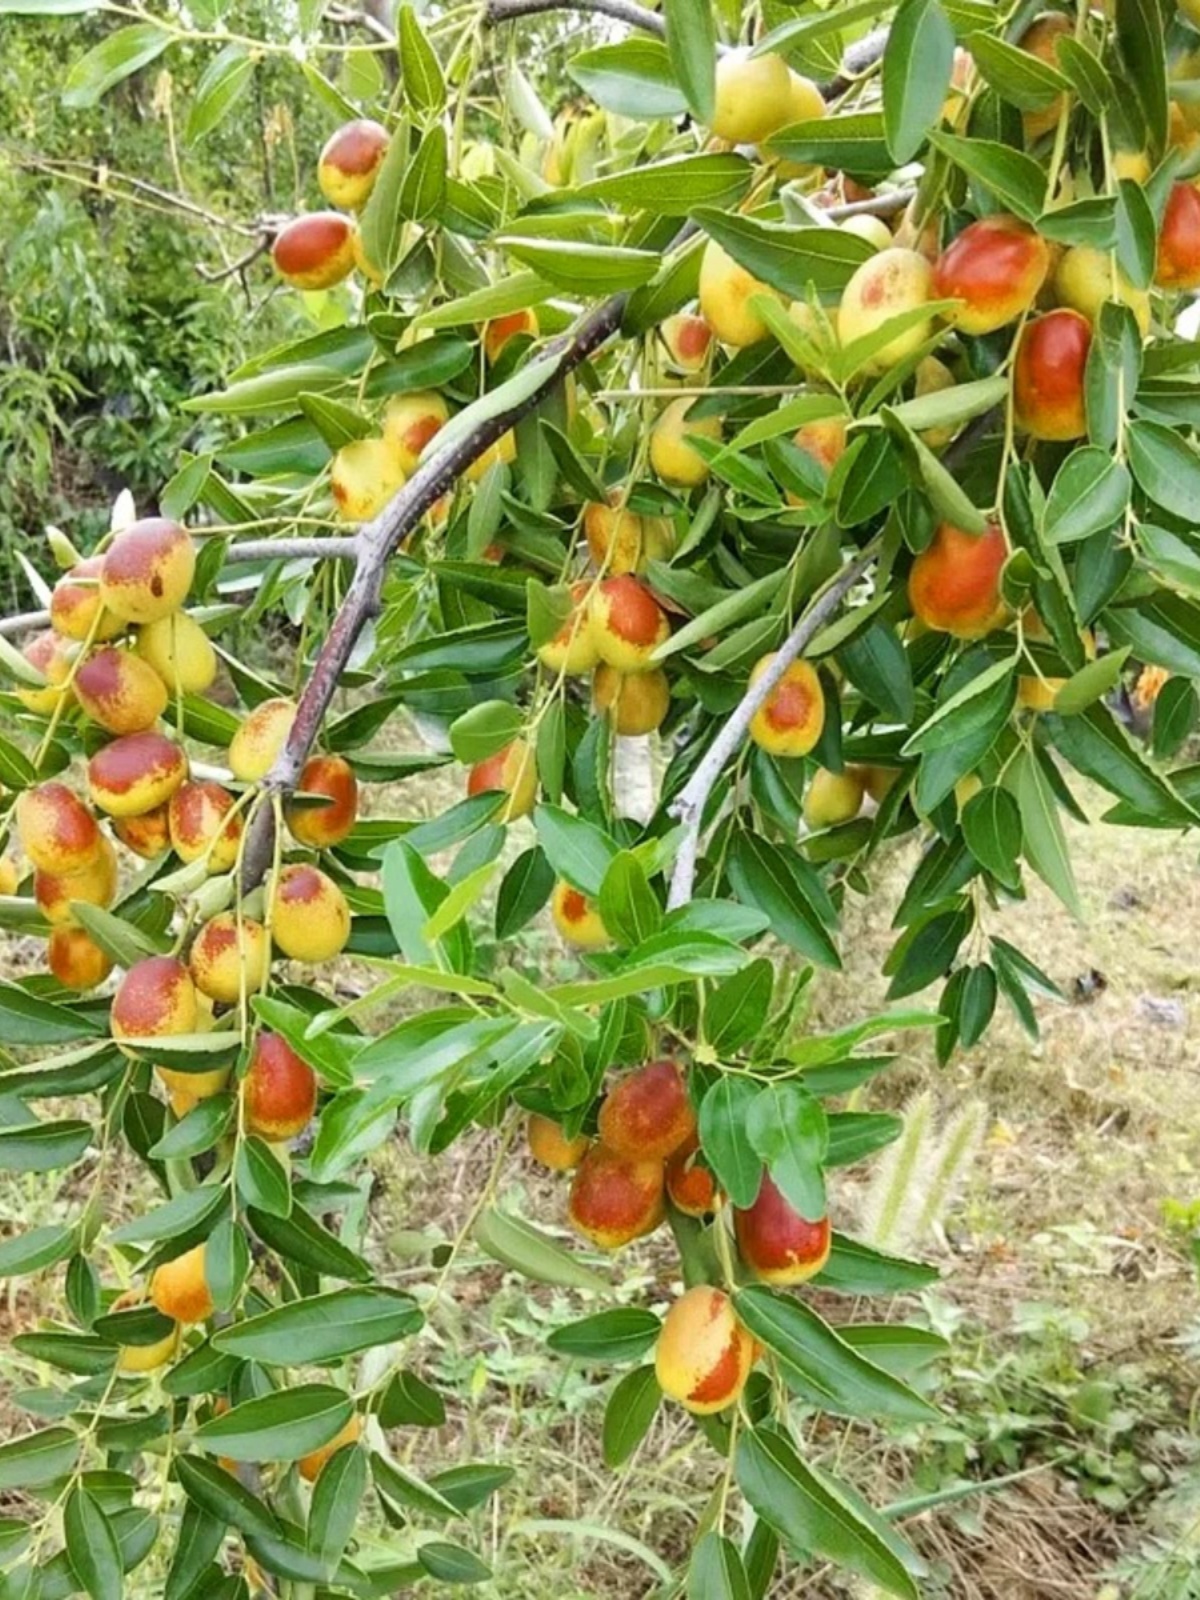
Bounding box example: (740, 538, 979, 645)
(2, 721, 1199, 1598)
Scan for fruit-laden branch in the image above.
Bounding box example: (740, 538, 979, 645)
(665, 546, 878, 911)
(484, 0, 667, 37)
(236, 288, 634, 889)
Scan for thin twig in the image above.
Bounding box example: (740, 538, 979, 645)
(665, 546, 877, 910)
(10, 155, 261, 238)
(484, 0, 666, 36)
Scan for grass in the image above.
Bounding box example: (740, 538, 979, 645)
(1, 724, 1199, 1598)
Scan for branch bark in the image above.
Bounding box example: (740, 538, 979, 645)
(665, 547, 877, 911)
(484, 0, 666, 36)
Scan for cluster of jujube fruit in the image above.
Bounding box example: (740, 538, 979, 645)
(527, 1061, 830, 1415)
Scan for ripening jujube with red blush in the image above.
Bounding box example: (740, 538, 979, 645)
(931, 214, 1051, 335)
(150, 1242, 213, 1325)
(35, 834, 118, 926)
(190, 914, 269, 1005)
(111, 956, 198, 1053)
(655, 1287, 755, 1415)
(837, 247, 935, 371)
(1155, 182, 1200, 290)
(589, 576, 670, 673)
(242, 1033, 318, 1141)
(88, 731, 188, 817)
(330, 436, 406, 523)
(659, 312, 714, 373)
(908, 521, 1008, 639)
(665, 1136, 721, 1217)
(270, 864, 351, 963)
(583, 499, 670, 577)
(49, 554, 124, 643)
(592, 663, 670, 735)
(748, 655, 825, 758)
(1013, 308, 1091, 441)
(734, 1171, 832, 1285)
(483, 308, 539, 365)
(99, 519, 196, 625)
(567, 1143, 665, 1250)
(272, 212, 357, 290)
(228, 698, 297, 783)
(1018, 12, 1071, 140)
(17, 783, 101, 875)
(649, 396, 723, 487)
(550, 881, 610, 949)
(785, 417, 848, 508)
(169, 781, 243, 872)
(536, 581, 599, 677)
(597, 1059, 695, 1163)
(285, 755, 359, 848)
(382, 391, 450, 474)
(73, 647, 168, 735)
(697, 238, 779, 349)
(48, 925, 113, 991)
(466, 740, 537, 822)
(112, 805, 171, 860)
(318, 118, 389, 210)
(527, 1113, 591, 1171)
(16, 630, 72, 716)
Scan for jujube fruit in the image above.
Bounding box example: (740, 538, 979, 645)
(331, 437, 406, 523)
(665, 1136, 721, 1217)
(285, 755, 359, 848)
(698, 239, 778, 349)
(527, 1114, 590, 1171)
(135, 613, 218, 695)
(1155, 182, 1200, 291)
(113, 805, 171, 860)
(655, 1287, 755, 1414)
(189, 914, 269, 1005)
(169, 781, 243, 872)
(803, 766, 866, 829)
(16, 631, 72, 716)
(48, 926, 113, 991)
(659, 313, 713, 373)
(150, 1242, 213, 1324)
(35, 834, 118, 925)
(272, 213, 357, 290)
(567, 1144, 665, 1250)
(734, 1171, 832, 1284)
(1013, 309, 1091, 441)
(111, 956, 198, 1053)
(838, 248, 935, 371)
(242, 1033, 318, 1141)
(318, 119, 389, 210)
(111, 1289, 180, 1374)
(748, 656, 825, 758)
(589, 577, 670, 672)
(50, 555, 123, 643)
(228, 698, 297, 783)
(466, 740, 537, 822)
(597, 1059, 695, 1162)
(73, 647, 168, 735)
(550, 882, 610, 949)
(908, 521, 1008, 639)
(382, 391, 450, 474)
(592, 663, 670, 735)
(99, 519, 195, 625)
(536, 582, 600, 677)
(270, 864, 351, 963)
(931, 214, 1051, 335)
(88, 731, 188, 817)
(1018, 12, 1071, 141)
(298, 1415, 362, 1483)
(710, 49, 793, 145)
(17, 783, 101, 874)
(483, 309, 539, 364)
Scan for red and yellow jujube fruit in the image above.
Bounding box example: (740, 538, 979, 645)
(583, 499, 672, 576)
(135, 613, 218, 695)
(73, 647, 168, 735)
(550, 881, 609, 949)
(710, 48, 793, 144)
(1155, 182, 1200, 291)
(786, 417, 848, 507)
(659, 312, 714, 373)
(89, 731, 188, 817)
(16, 631, 72, 715)
(803, 766, 865, 829)
(318, 119, 390, 210)
(270, 864, 351, 963)
(113, 805, 171, 859)
(838, 248, 935, 371)
(285, 755, 359, 848)
(228, 698, 297, 783)
(1055, 245, 1151, 336)
(908, 521, 1008, 639)
(272, 213, 357, 290)
(1018, 13, 1071, 141)
(466, 740, 538, 822)
(49, 555, 123, 643)
(537, 581, 600, 676)
(190, 914, 269, 1005)
(655, 1286, 755, 1415)
(527, 1113, 591, 1171)
(698, 239, 779, 348)
(242, 1033, 318, 1141)
(382, 390, 450, 474)
(649, 396, 723, 487)
(111, 956, 198, 1053)
(111, 1289, 180, 1374)
(298, 1415, 362, 1483)
(48, 926, 113, 991)
(331, 437, 406, 523)
(665, 1135, 721, 1217)
(748, 656, 825, 758)
(169, 781, 243, 872)
(567, 1144, 665, 1249)
(592, 663, 670, 735)
(483, 309, 539, 364)
(597, 1059, 695, 1163)
(156, 1063, 230, 1120)
(35, 834, 118, 925)
(99, 519, 196, 625)
(17, 783, 101, 875)
(734, 1172, 832, 1284)
(931, 214, 1051, 335)
(589, 577, 670, 673)
(150, 1242, 213, 1325)
(1013, 308, 1091, 441)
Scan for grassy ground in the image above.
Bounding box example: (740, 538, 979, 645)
(2, 728, 1199, 1598)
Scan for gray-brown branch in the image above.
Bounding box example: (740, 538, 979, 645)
(485, 0, 666, 36)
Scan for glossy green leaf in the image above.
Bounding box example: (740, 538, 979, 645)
(195, 1384, 354, 1463)
(213, 1287, 422, 1365)
(883, 0, 955, 162)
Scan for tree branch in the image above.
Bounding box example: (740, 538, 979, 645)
(665, 547, 877, 911)
(484, 0, 666, 36)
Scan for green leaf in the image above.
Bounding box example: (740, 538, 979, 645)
(398, 5, 445, 112)
(1115, 0, 1168, 156)
(186, 45, 255, 143)
(548, 1309, 661, 1363)
(62, 22, 170, 108)
(358, 124, 412, 279)
(235, 1136, 291, 1219)
(664, 0, 715, 122)
(567, 38, 687, 119)
(1152, 677, 1197, 760)
(928, 132, 1046, 222)
(64, 1486, 123, 1600)
(1055, 35, 1113, 117)
(195, 1384, 354, 1464)
(498, 237, 661, 292)
(418, 1543, 491, 1584)
(966, 27, 1071, 110)
(533, 804, 618, 898)
(705, 959, 775, 1055)
(736, 1427, 921, 1599)
(174, 1454, 281, 1542)
(692, 209, 872, 300)
(727, 834, 840, 969)
(766, 112, 893, 182)
(1116, 178, 1156, 290)
(398, 124, 446, 224)
(598, 853, 662, 949)
(961, 787, 1022, 889)
(1010, 749, 1082, 918)
(0, 1224, 75, 1278)
(495, 846, 555, 939)
(1042, 447, 1130, 544)
(602, 1365, 661, 1470)
(109, 1184, 225, 1244)
(371, 1452, 460, 1520)
(0, 1427, 77, 1490)
(839, 624, 914, 723)
(570, 153, 749, 215)
(1045, 705, 1197, 824)
(734, 1288, 939, 1423)
(307, 1443, 366, 1574)
(1127, 420, 1200, 520)
(815, 1235, 938, 1295)
(164, 1501, 223, 1600)
(747, 1084, 827, 1222)
(1052, 646, 1130, 715)
(0, 981, 104, 1045)
(213, 1288, 422, 1365)
(902, 654, 1015, 756)
(886, 909, 970, 1000)
(698, 1075, 762, 1209)
(474, 1207, 606, 1290)
(883, 0, 955, 163)
(0, 1119, 92, 1174)
(689, 1533, 752, 1600)
(248, 1203, 371, 1282)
